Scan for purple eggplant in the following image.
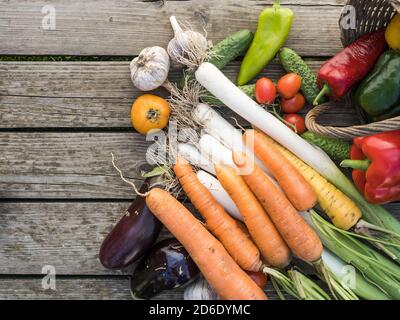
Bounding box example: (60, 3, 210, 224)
(130, 238, 199, 300)
(99, 178, 162, 269)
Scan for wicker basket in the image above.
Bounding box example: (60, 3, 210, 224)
(305, 0, 400, 140)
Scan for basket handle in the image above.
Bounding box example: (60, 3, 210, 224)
(305, 104, 400, 140)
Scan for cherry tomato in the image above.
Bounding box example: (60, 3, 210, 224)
(246, 271, 268, 289)
(283, 114, 306, 134)
(277, 73, 302, 99)
(255, 77, 277, 104)
(281, 93, 306, 113)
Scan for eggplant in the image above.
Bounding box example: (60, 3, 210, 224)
(99, 178, 162, 269)
(130, 238, 199, 300)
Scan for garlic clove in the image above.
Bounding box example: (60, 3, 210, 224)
(130, 46, 170, 91)
(183, 276, 219, 300)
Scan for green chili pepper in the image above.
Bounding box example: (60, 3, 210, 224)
(237, 1, 293, 86)
(355, 50, 400, 118)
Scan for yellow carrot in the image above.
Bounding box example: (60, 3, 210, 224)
(258, 133, 362, 231)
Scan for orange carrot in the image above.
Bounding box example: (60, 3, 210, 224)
(173, 157, 262, 272)
(233, 151, 323, 263)
(146, 188, 268, 300)
(215, 164, 291, 268)
(244, 129, 317, 211)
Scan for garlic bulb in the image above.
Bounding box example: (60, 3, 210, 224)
(167, 16, 209, 68)
(130, 46, 170, 91)
(184, 277, 219, 300)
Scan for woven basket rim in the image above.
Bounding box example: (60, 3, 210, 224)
(306, 0, 400, 139)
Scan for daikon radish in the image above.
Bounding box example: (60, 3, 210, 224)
(199, 134, 237, 170)
(193, 103, 270, 174)
(178, 143, 215, 175)
(200, 133, 283, 188)
(195, 63, 336, 177)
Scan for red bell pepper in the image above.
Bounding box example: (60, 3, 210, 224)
(313, 29, 387, 105)
(340, 130, 400, 204)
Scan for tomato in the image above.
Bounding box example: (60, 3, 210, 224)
(281, 93, 306, 113)
(246, 271, 267, 289)
(254, 77, 277, 104)
(277, 73, 302, 99)
(131, 94, 171, 135)
(283, 114, 306, 134)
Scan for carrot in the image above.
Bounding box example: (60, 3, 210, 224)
(232, 151, 323, 263)
(173, 157, 262, 272)
(146, 188, 268, 300)
(214, 164, 291, 268)
(243, 129, 317, 211)
(259, 134, 362, 231)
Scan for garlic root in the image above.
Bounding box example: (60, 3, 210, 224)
(167, 16, 209, 69)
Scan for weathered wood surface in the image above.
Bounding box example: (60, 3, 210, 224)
(0, 0, 346, 56)
(0, 132, 152, 199)
(1, 0, 399, 301)
(0, 60, 360, 129)
(0, 276, 299, 300)
(1, 201, 399, 276)
(0, 201, 179, 275)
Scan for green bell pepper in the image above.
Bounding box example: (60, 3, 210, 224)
(237, 1, 293, 86)
(355, 50, 400, 119)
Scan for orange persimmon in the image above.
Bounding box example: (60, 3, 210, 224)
(131, 94, 171, 135)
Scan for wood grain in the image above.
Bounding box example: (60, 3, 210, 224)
(1, 0, 398, 301)
(0, 276, 297, 300)
(0, 60, 360, 128)
(0, 132, 152, 199)
(0, 201, 179, 275)
(0, 0, 346, 56)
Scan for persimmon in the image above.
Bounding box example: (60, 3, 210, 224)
(131, 94, 171, 135)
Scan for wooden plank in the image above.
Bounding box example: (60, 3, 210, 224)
(0, 201, 130, 275)
(0, 133, 152, 199)
(0, 201, 399, 276)
(0, 61, 360, 128)
(0, 0, 346, 56)
(0, 201, 185, 275)
(0, 276, 297, 300)
(0, 277, 134, 300)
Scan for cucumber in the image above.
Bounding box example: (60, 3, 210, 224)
(279, 48, 325, 105)
(301, 131, 351, 162)
(179, 29, 254, 88)
(202, 84, 255, 107)
(209, 29, 254, 69)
